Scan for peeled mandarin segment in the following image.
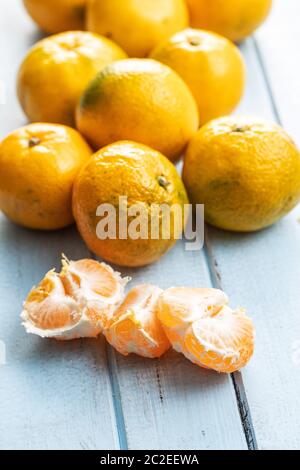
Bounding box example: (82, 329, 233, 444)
(183, 306, 255, 373)
(23, 270, 79, 331)
(21, 257, 129, 340)
(60, 258, 130, 330)
(157, 286, 254, 373)
(104, 284, 170, 358)
(157, 287, 229, 329)
(162, 327, 185, 354)
(61, 258, 128, 302)
(157, 287, 229, 354)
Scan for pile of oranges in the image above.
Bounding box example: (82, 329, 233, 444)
(0, 0, 299, 373)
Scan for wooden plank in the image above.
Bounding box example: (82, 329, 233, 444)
(0, 2, 119, 450)
(256, 0, 300, 143)
(113, 243, 247, 450)
(206, 4, 300, 449)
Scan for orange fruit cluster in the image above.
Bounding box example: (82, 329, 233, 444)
(22, 0, 273, 45)
(1, 1, 288, 265)
(22, 257, 255, 373)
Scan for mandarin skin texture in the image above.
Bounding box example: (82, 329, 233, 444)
(183, 116, 300, 232)
(72, 141, 189, 267)
(151, 28, 245, 125)
(0, 123, 92, 230)
(185, 0, 273, 43)
(76, 59, 199, 161)
(86, 0, 189, 57)
(17, 31, 127, 127)
(23, 0, 88, 34)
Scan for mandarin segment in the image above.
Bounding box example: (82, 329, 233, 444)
(61, 258, 126, 301)
(184, 306, 255, 373)
(60, 257, 130, 330)
(158, 287, 229, 328)
(21, 262, 255, 371)
(24, 270, 80, 331)
(157, 287, 255, 372)
(104, 284, 171, 358)
(157, 287, 228, 352)
(21, 257, 129, 340)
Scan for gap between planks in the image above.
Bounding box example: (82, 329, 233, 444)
(105, 344, 129, 450)
(252, 37, 282, 126)
(204, 231, 258, 450)
(90, 251, 128, 450)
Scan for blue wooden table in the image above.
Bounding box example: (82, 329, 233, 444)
(0, 0, 300, 450)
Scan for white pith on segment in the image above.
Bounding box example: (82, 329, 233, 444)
(104, 284, 171, 358)
(158, 287, 255, 372)
(21, 258, 130, 340)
